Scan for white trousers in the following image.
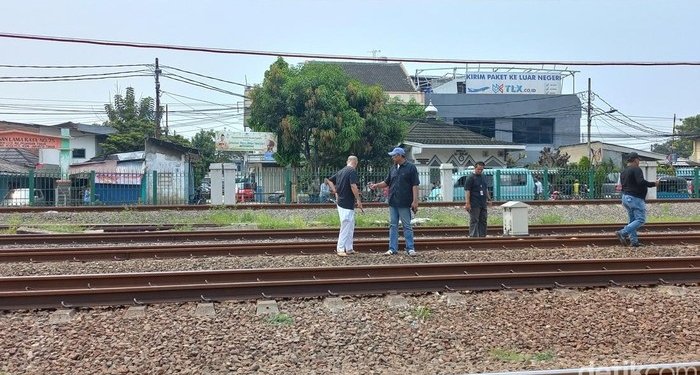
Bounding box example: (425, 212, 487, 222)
(336, 206, 355, 252)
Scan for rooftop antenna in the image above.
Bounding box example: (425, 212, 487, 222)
(369, 49, 381, 59)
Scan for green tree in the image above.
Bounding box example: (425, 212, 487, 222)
(101, 87, 193, 155)
(101, 87, 157, 155)
(535, 147, 570, 167)
(248, 58, 418, 170)
(651, 114, 700, 158)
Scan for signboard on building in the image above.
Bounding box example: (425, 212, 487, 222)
(465, 72, 562, 95)
(433, 72, 563, 95)
(216, 131, 278, 154)
(0, 130, 63, 149)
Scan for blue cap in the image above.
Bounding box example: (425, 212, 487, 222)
(388, 147, 405, 156)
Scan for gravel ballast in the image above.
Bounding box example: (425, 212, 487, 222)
(0, 288, 698, 374)
(0, 202, 698, 374)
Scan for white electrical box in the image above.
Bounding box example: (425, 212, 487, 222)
(501, 201, 530, 236)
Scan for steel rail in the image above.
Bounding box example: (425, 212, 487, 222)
(468, 362, 700, 375)
(2, 256, 697, 291)
(1, 222, 699, 245)
(2, 233, 700, 262)
(8, 221, 700, 234)
(1, 257, 698, 310)
(0, 199, 698, 212)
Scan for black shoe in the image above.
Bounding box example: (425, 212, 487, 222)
(631, 242, 643, 247)
(615, 231, 629, 246)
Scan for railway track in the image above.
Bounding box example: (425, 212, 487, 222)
(2, 222, 700, 245)
(0, 198, 697, 213)
(476, 362, 700, 375)
(1, 232, 699, 262)
(2, 256, 698, 310)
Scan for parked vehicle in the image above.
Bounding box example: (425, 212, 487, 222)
(268, 191, 286, 204)
(1, 188, 46, 206)
(601, 172, 621, 199)
(427, 167, 535, 201)
(189, 186, 207, 205)
(236, 181, 255, 203)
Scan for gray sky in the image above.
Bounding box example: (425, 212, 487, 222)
(1, 0, 698, 150)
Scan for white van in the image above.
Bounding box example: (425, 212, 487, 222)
(428, 168, 535, 202)
(1, 188, 46, 206)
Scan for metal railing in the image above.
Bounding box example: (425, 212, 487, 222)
(0, 166, 698, 207)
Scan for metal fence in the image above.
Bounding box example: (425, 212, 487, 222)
(0, 166, 698, 207)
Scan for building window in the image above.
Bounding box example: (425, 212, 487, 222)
(454, 118, 495, 138)
(457, 82, 466, 94)
(72, 148, 86, 158)
(512, 118, 554, 144)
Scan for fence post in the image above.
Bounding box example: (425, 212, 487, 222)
(284, 167, 292, 204)
(89, 171, 96, 204)
(152, 171, 158, 205)
(494, 169, 501, 201)
(587, 168, 595, 199)
(439, 163, 454, 202)
(140, 172, 148, 204)
(28, 170, 35, 205)
(543, 168, 549, 199)
(694, 167, 700, 199)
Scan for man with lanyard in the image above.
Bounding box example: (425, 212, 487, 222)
(616, 152, 658, 247)
(326, 155, 363, 256)
(464, 161, 492, 237)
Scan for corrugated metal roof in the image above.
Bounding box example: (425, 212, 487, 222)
(55, 122, 116, 135)
(0, 158, 31, 173)
(0, 148, 38, 166)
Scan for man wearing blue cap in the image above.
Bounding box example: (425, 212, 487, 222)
(369, 147, 420, 256)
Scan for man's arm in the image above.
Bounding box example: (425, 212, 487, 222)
(411, 184, 419, 212)
(370, 181, 387, 190)
(351, 183, 363, 212)
(325, 178, 337, 197)
(464, 176, 472, 210)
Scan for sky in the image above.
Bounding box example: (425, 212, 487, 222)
(0, 0, 699, 151)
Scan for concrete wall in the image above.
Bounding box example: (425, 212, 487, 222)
(38, 128, 99, 165)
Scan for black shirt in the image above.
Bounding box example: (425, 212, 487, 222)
(465, 173, 489, 207)
(620, 165, 655, 200)
(384, 161, 420, 208)
(328, 166, 358, 210)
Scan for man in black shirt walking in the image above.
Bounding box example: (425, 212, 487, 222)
(616, 152, 658, 247)
(326, 155, 363, 256)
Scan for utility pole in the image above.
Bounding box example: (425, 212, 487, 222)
(586, 78, 592, 162)
(670, 113, 676, 164)
(154, 58, 162, 139)
(586, 78, 616, 165)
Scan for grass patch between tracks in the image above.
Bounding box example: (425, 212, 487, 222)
(411, 306, 433, 321)
(267, 313, 293, 325)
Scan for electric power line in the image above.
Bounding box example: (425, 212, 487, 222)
(2, 32, 700, 66)
(161, 65, 248, 88)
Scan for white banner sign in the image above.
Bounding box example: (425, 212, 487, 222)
(464, 72, 562, 95)
(216, 131, 278, 153)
